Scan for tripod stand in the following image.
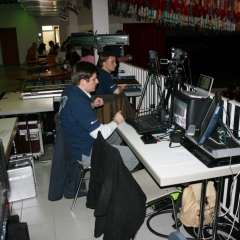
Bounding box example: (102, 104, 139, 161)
(163, 62, 183, 128)
(136, 55, 162, 116)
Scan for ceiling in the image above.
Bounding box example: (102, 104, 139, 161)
(0, 0, 67, 17)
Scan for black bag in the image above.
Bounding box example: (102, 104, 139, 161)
(6, 215, 30, 240)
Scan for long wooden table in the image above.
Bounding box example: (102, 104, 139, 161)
(20, 63, 60, 71)
(13, 70, 71, 81)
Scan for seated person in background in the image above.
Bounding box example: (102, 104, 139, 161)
(104, 30, 133, 76)
(48, 40, 54, 53)
(26, 42, 38, 61)
(55, 42, 68, 63)
(58, 62, 139, 171)
(66, 44, 81, 67)
(95, 51, 122, 95)
(80, 47, 95, 64)
(38, 43, 48, 59)
(47, 44, 59, 64)
(60, 41, 68, 52)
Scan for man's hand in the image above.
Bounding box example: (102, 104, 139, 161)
(113, 111, 124, 125)
(92, 97, 104, 108)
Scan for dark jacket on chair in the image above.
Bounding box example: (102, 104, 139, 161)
(48, 114, 86, 201)
(86, 132, 146, 240)
(92, 92, 134, 124)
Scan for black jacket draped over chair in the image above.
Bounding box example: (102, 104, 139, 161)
(86, 132, 146, 240)
(48, 114, 86, 201)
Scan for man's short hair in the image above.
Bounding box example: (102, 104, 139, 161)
(98, 51, 116, 67)
(71, 62, 99, 85)
(115, 30, 126, 34)
(49, 40, 54, 45)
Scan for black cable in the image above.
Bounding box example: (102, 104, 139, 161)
(203, 225, 238, 240)
(146, 208, 195, 239)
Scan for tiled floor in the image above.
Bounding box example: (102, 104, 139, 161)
(9, 158, 193, 240)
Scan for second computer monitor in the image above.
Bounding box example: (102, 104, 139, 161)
(173, 91, 212, 131)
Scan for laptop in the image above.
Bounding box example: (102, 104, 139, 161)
(181, 74, 214, 98)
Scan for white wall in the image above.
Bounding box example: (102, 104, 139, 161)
(0, 2, 141, 64)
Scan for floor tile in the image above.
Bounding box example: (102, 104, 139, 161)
(28, 222, 56, 240)
(10, 209, 22, 220)
(134, 224, 168, 240)
(55, 217, 93, 240)
(35, 176, 51, 192)
(9, 200, 23, 210)
(53, 197, 89, 221)
(21, 204, 54, 225)
(22, 190, 53, 209)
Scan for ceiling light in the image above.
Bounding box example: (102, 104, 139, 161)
(59, 12, 69, 21)
(66, 1, 81, 14)
(59, 8, 68, 21)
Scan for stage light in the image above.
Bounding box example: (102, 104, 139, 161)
(66, 1, 81, 14)
(59, 8, 69, 21)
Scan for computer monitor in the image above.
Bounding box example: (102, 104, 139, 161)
(173, 91, 212, 130)
(198, 91, 223, 145)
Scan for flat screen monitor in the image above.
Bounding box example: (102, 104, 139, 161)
(173, 91, 212, 130)
(198, 91, 223, 145)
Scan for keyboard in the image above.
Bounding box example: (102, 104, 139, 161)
(125, 114, 168, 135)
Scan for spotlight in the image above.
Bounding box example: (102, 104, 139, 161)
(59, 8, 69, 21)
(38, 33, 42, 41)
(67, 1, 81, 14)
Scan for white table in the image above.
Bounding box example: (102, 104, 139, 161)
(0, 92, 53, 115)
(117, 121, 240, 239)
(0, 117, 18, 162)
(0, 91, 54, 154)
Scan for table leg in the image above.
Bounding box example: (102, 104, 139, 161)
(212, 177, 223, 239)
(24, 114, 32, 153)
(197, 180, 207, 240)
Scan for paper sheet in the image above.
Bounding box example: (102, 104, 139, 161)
(146, 148, 197, 167)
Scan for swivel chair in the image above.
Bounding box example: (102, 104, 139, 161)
(131, 169, 182, 239)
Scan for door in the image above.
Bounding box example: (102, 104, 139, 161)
(0, 28, 20, 65)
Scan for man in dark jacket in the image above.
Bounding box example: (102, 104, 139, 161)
(58, 62, 139, 171)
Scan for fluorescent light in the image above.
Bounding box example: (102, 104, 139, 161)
(42, 26, 53, 31)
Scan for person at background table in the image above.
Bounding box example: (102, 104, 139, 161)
(55, 41, 68, 64)
(66, 44, 81, 68)
(95, 51, 122, 95)
(60, 41, 68, 52)
(104, 30, 133, 76)
(58, 62, 139, 171)
(48, 40, 54, 53)
(38, 43, 48, 59)
(47, 44, 59, 64)
(26, 42, 38, 61)
(80, 47, 95, 64)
